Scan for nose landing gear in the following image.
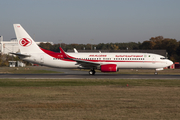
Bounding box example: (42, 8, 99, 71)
(154, 71, 158, 75)
(154, 69, 158, 75)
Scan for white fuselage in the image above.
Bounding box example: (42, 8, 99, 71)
(22, 52, 173, 70)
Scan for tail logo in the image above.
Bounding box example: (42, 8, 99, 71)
(19, 38, 32, 47)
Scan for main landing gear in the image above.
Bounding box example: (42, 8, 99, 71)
(89, 69, 96, 75)
(154, 72, 158, 75)
(154, 70, 158, 75)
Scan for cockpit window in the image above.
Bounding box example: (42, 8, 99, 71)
(160, 57, 166, 60)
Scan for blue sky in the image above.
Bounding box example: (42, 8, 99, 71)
(0, 0, 180, 44)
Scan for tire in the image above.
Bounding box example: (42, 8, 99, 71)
(154, 72, 158, 75)
(89, 70, 93, 75)
(89, 70, 95, 75)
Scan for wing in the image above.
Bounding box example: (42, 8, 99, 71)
(59, 47, 100, 68)
(70, 58, 100, 68)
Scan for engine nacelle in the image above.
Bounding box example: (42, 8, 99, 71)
(100, 64, 117, 72)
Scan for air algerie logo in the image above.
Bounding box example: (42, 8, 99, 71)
(19, 38, 32, 47)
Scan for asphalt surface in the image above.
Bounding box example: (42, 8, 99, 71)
(0, 73, 180, 79)
(0, 67, 180, 79)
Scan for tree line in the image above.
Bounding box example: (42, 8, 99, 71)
(39, 36, 180, 62)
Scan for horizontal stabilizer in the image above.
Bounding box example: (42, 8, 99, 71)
(9, 52, 31, 57)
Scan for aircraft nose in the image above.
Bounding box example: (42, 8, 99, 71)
(167, 60, 173, 66)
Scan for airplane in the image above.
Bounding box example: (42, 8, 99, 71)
(11, 24, 173, 75)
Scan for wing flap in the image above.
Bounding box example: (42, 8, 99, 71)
(72, 58, 100, 67)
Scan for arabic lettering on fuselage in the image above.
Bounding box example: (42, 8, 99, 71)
(89, 55, 107, 57)
(115, 55, 143, 57)
(88, 55, 143, 57)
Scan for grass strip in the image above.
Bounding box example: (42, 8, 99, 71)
(0, 79, 180, 87)
(0, 67, 63, 74)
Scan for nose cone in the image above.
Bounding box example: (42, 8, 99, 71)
(167, 60, 173, 66)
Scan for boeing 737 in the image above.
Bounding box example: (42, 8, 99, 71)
(11, 24, 173, 75)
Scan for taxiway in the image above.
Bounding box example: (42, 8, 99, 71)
(0, 67, 179, 79)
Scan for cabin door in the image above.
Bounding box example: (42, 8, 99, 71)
(40, 55, 44, 63)
(152, 55, 156, 64)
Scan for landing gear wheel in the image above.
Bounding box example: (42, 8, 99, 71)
(89, 70, 93, 75)
(89, 70, 96, 75)
(154, 72, 158, 75)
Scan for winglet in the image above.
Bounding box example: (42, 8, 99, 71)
(74, 48, 78, 53)
(59, 47, 68, 58)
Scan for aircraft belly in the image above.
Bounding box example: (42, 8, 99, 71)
(117, 62, 143, 69)
(44, 60, 77, 68)
(117, 62, 167, 69)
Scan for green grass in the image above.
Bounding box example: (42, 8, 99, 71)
(0, 66, 62, 74)
(0, 79, 180, 87)
(1, 66, 180, 119)
(1, 79, 180, 119)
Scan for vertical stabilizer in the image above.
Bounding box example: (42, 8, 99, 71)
(13, 24, 42, 54)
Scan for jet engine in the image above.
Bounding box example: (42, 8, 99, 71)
(100, 64, 117, 72)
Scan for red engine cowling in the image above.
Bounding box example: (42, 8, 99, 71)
(101, 64, 117, 72)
